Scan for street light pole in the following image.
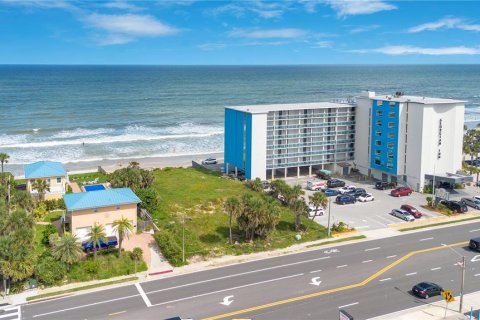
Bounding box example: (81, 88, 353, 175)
(327, 197, 332, 238)
(182, 213, 185, 263)
(460, 255, 466, 313)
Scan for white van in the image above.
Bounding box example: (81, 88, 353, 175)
(306, 180, 326, 191)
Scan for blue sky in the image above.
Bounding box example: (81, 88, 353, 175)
(0, 0, 479, 64)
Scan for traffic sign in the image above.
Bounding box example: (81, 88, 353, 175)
(442, 290, 455, 303)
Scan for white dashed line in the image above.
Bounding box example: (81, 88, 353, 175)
(386, 255, 397, 259)
(338, 302, 359, 309)
(431, 267, 441, 271)
(406, 272, 418, 276)
(309, 269, 322, 274)
(365, 247, 381, 251)
(379, 278, 392, 282)
(355, 226, 370, 229)
(470, 229, 480, 233)
(362, 260, 373, 263)
(419, 237, 434, 242)
(336, 265, 348, 269)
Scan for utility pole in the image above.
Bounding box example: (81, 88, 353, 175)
(182, 213, 185, 263)
(460, 255, 466, 313)
(327, 196, 332, 238)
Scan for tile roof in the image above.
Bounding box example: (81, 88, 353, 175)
(64, 188, 141, 211)
(24, 161, 67, 179)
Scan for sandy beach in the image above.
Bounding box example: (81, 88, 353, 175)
(7, 152, 224, 178)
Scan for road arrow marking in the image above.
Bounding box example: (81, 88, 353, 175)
(471, 255, 480, 262)
(220, 295, 234, 306)
(310, 277, 322, 286)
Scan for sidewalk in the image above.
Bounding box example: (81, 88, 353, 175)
(369, 291, 480, 320)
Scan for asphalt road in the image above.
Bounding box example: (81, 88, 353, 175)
(20, 221, 480, 320)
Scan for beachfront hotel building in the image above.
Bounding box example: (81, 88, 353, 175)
(224, 101, 356, 181)
(224, 91, 470, 191)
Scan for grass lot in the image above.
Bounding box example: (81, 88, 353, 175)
(68, 171, 109, 186)
(151, 167, 327, 265)
(43, 210, 64, 222)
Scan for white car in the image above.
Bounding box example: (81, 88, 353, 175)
(202, 158, 217, 165)
(338, 185, 356, 194)
(308, 205, 325, 217)
(358, 193, 375, 202)
(391, 209, 415, 222)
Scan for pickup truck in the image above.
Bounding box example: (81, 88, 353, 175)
(375, 181, 396, 190)
(82, 236, 118, 253)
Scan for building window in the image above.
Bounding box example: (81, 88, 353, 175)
(388, 132, 394, 139)
(375, 140, 381, 146)
(375, 150, 381, 156)
(388, 122, 395, 129)
(376, 120, 382, 126)
(56, 177, 61, 183)
(375, 130, 381, 137)
(387, 142, 394, 149)
(387, 151, 394, 159)
(375, 158, 381, 165)
(387, 162, 394, 169)
(376, 100, 383, 106)
(376, 110, 383, 116)
(389, 101, 396, 107)
(388, 112, 395, 118)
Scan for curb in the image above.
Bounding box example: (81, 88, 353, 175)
(148, 269, 173, 276)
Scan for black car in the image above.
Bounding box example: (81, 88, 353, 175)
(316, 170, 332, 180)
(375, 181, 396, 190)
(327, 179, 346, 188)
(412, 282, 443, 299)
(469, 237, 480, 251)
(348, 188, 366, 198)
(440, 200, 468, 213)
(335, 194, 356, 205)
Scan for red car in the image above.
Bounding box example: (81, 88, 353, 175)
(400, 204, 422, 218)
(390, 186, 413, 197)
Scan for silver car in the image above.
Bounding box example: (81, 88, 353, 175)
(461, 197, 480, 209)
(391, 209, 415, 222)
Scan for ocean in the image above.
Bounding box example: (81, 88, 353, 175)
(1, 65, 479, 166)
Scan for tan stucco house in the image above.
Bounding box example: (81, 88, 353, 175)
(24, 160, 68, 200)
(63, 188, 141, 241)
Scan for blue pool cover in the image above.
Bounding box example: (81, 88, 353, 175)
(84, 184, 106, 192)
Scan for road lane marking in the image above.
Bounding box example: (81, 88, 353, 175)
(470, 229, 480, 233)
(109, 311, 127, 316)
(146, 257, 330, 295)
(309, 269, 322, 273)
(202, 241, 468, 320)
(419, 237, 434, 242)
(365, 247, 380, 251)
(474, 273, 480, 277)
(379, 278, 391, 282)
(431, 267, 441, 271)
(355, 226, 370, 229)
(151, 273, 304, 307)
(336, 265, 348, 268)
(135, 283, 152, 307)
(406, 272, 417, 276)
(338, 302, 359, 309)
(386, 255, 397, 259)
(362, 260, 373, 263)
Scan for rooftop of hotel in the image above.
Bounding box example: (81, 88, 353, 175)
(360, 91, 466, 104)
(226, 100, 355, 114)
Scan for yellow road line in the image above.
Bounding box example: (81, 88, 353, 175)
(108, 310, 127, 316)
(202, 241, 468, 320)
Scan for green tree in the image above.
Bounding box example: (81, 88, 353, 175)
(224, 196, 242, 244)
(10, 190, 34, 212)
(33, 202, 47, 221)
(136, 187, 160, 213)
(112, 216, 133, 258)
(52, 233, 82, 269)
(31, 179, 50, 201)
(128, 161, 140, 169)
(291, 199, 307, 232)
(131, 247, 143, 274)
(309, 192, 328, 220)
(109, 167, 154, 192)
(87, 223, 106, 260)
(35, 254, 67, 286)
(0, 153, 9, 183)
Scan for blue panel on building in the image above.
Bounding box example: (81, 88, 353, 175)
(224, 108, 246, 173)
(370, 100, 399, 175)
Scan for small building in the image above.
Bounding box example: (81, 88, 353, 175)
(24, 160, 68, 200)
(63, 188, 141, 241)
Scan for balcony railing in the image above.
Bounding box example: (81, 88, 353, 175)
(267, 130, 355, 140)
(266, 156, 355, 169)
(267, 121, 355, 131)
(267, 139, 354, 150)
(267, 148, 354, 160)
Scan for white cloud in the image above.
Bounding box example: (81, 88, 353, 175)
(198, 43, 228, 51)
(408, 17, 480, 33)
(352, 45, 480, 55)
(102, 1, 143, 11)
(0, 0, 79, 11)
(323, 0, 397, 17)
(206, 1, 290, 19)
(312, 41, 333, 48)
(228, 28, 306, 39)
(350, 24, 380, 33)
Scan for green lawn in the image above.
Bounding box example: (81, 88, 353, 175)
(43, 210, 64, 222)
(151, 167, 327, 265)
(68, 172, 108, 186)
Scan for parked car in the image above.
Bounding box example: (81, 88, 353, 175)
(322, 188, 338, 197)
(348, 188, 367, 198)
(308, 205, 325, 217)
(316, 170, 332, 180)
(400, 204, 422, 219)
(338, 185, 356, 194)
(307, 180, 326, 191)
(412, 282, 443, 299)
(440, 200, 468, 213)
(375, 181, 396, 190)
(335, 194, 356, 205)
(390, 186, 413, 197)
(327, 179, 346, 188)
(358, 193, 374, 202)
(469, 237, 480, 252)
(202, 157, 217, 165)
(391, 209, 415, 222)
(461, 197, 480, 210)
(82, 236, 118, 253)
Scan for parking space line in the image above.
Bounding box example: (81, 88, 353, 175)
(431, 267, 441, 271)
(475, 273, 480, 277)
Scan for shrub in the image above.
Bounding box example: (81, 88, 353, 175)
(83, 260, 100, 274)
(154, 232, 183, 267)
(136, 188, 160, 213)
(423, 185, 433, 194)
(454, 183, 465, 189)
(331, 221, 351, 233)
(41, 224, 58, 245)
(35, 254, 67, 286)
(66, 185, 73, 194)
(426, 196, 433, 207)
(33, 202, 47, 221)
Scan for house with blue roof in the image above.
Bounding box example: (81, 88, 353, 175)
(24, 160, 68, 200)
(63, 188, 141, 241)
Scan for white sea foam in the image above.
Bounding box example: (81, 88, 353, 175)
(52, 127, 115, 139)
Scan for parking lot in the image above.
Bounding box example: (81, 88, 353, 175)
(286, 176, 480, 231)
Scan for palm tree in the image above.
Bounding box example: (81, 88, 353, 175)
(52, 233, 82, 270)
(0, 153, 9, 183)
(128, 161, 140, 169)
(309, 192, 328, 220)
(291, 199, 307, 232)
(87, 223, 106, 260)
(31, 179, 50, 201)
(224, 197, 242, 244)
(112, 216, 133, 257)
(131, 247, 143, 274)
